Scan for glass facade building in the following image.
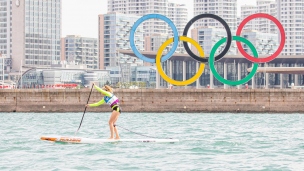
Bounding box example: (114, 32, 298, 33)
(0, 0, 12, 81)
(18, 68, 111, 88)
(120, 51, 303, 89)
(24, 0, 61, 66)
(0, 0, 61, 75)
(106, 65, 156, 87)
(131, 66, 156, 85)
(156, 56, 304, 89)
(0, 0, 9, 56)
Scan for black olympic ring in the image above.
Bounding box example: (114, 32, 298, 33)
(182, 13, 232, 63)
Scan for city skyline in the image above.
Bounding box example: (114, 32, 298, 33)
(62, 0, 257, 38)
(0, 0, 302, 90)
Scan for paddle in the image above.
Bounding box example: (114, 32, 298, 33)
(75, 83, 94, 135)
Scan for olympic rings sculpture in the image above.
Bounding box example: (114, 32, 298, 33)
(129, 13, 286, 86)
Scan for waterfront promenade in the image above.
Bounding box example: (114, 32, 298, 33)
(0, 89, 303, 113)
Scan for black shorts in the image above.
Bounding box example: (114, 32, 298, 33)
(112, 106, 122, 113)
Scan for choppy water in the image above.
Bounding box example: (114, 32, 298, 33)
(0, 112, 304, 171)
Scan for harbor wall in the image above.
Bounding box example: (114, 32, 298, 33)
(0, 89, 304, 113)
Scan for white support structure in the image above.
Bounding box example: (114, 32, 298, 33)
(196, 62, 200, 89)
(169, 60, 173, 88)
(295, 64, 298, 86)
(265, 63, 269, 89)
(251, 64, 255, 89)
(210, 68, 214, 89)
(224, 62, 227, 89)
(280, 63, 283, 89)
(237, 62, 241, 89)
(169, 60, 173, 78)
(183, 61, 186, 89)
(156, 68, 160, 89)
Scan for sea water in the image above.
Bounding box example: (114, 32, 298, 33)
(0, 112, 303, 171)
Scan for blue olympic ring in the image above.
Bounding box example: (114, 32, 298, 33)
(129, 14, 179, 63)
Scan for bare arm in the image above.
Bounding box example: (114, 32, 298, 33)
(88, 98, 105, 107)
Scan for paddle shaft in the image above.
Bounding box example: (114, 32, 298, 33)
(75, 84, 94, 135)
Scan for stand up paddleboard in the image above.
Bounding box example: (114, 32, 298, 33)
(40, 136, 179, 143)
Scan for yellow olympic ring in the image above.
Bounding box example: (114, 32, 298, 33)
(156, 36, 205, 86)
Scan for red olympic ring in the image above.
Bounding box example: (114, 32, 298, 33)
(236, 13, 285, 63)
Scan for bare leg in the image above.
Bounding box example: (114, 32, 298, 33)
(113, 112, 120, 139)
(108, 111, 120, 139)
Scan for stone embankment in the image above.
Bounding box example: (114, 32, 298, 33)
(0, 89, 303, 113)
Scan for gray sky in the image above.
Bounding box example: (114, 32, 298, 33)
(62, 0, 257, 38)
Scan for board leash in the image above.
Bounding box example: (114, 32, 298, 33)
(114, 124, 172, 139)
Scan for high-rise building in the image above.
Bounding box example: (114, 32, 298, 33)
(241, 5, 258, 31)
(168, 3, 188, 53)
(168, 3, 187, 36)
(241, 0, 276, 33)
(61, 35, 98, 69)
(276, 0, 304, 55)
(143, 3, 188, 54)
(257, 0, 277, 33)
(193, 0, 237, 30)
(106, 0, 188, 68)
(98, 12, 144, 69)
(0, 0, 61, 72)
(241, 0, 304, 55)
(107, 0, 169, 36)
(107, 0, 188, 37)
(0, 1, 10, 60)
(237, 17, 241, 27)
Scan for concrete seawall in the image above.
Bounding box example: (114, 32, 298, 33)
(0, 89, 304, 113)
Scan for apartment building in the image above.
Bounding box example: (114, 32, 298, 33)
(193, 0, 237, 30)
(277, 0, 304, 55)
(241, 0, 304, 55)
(107, 0, 169, 36)
(99, 12, 144, 69)
(61, 35, 98, 69)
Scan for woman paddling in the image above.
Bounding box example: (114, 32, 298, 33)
(86, 83, 121, 139)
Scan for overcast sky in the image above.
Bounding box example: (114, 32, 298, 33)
(62, 0, 257, 38)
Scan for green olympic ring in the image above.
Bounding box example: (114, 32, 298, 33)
(209, 36, 259, 86)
